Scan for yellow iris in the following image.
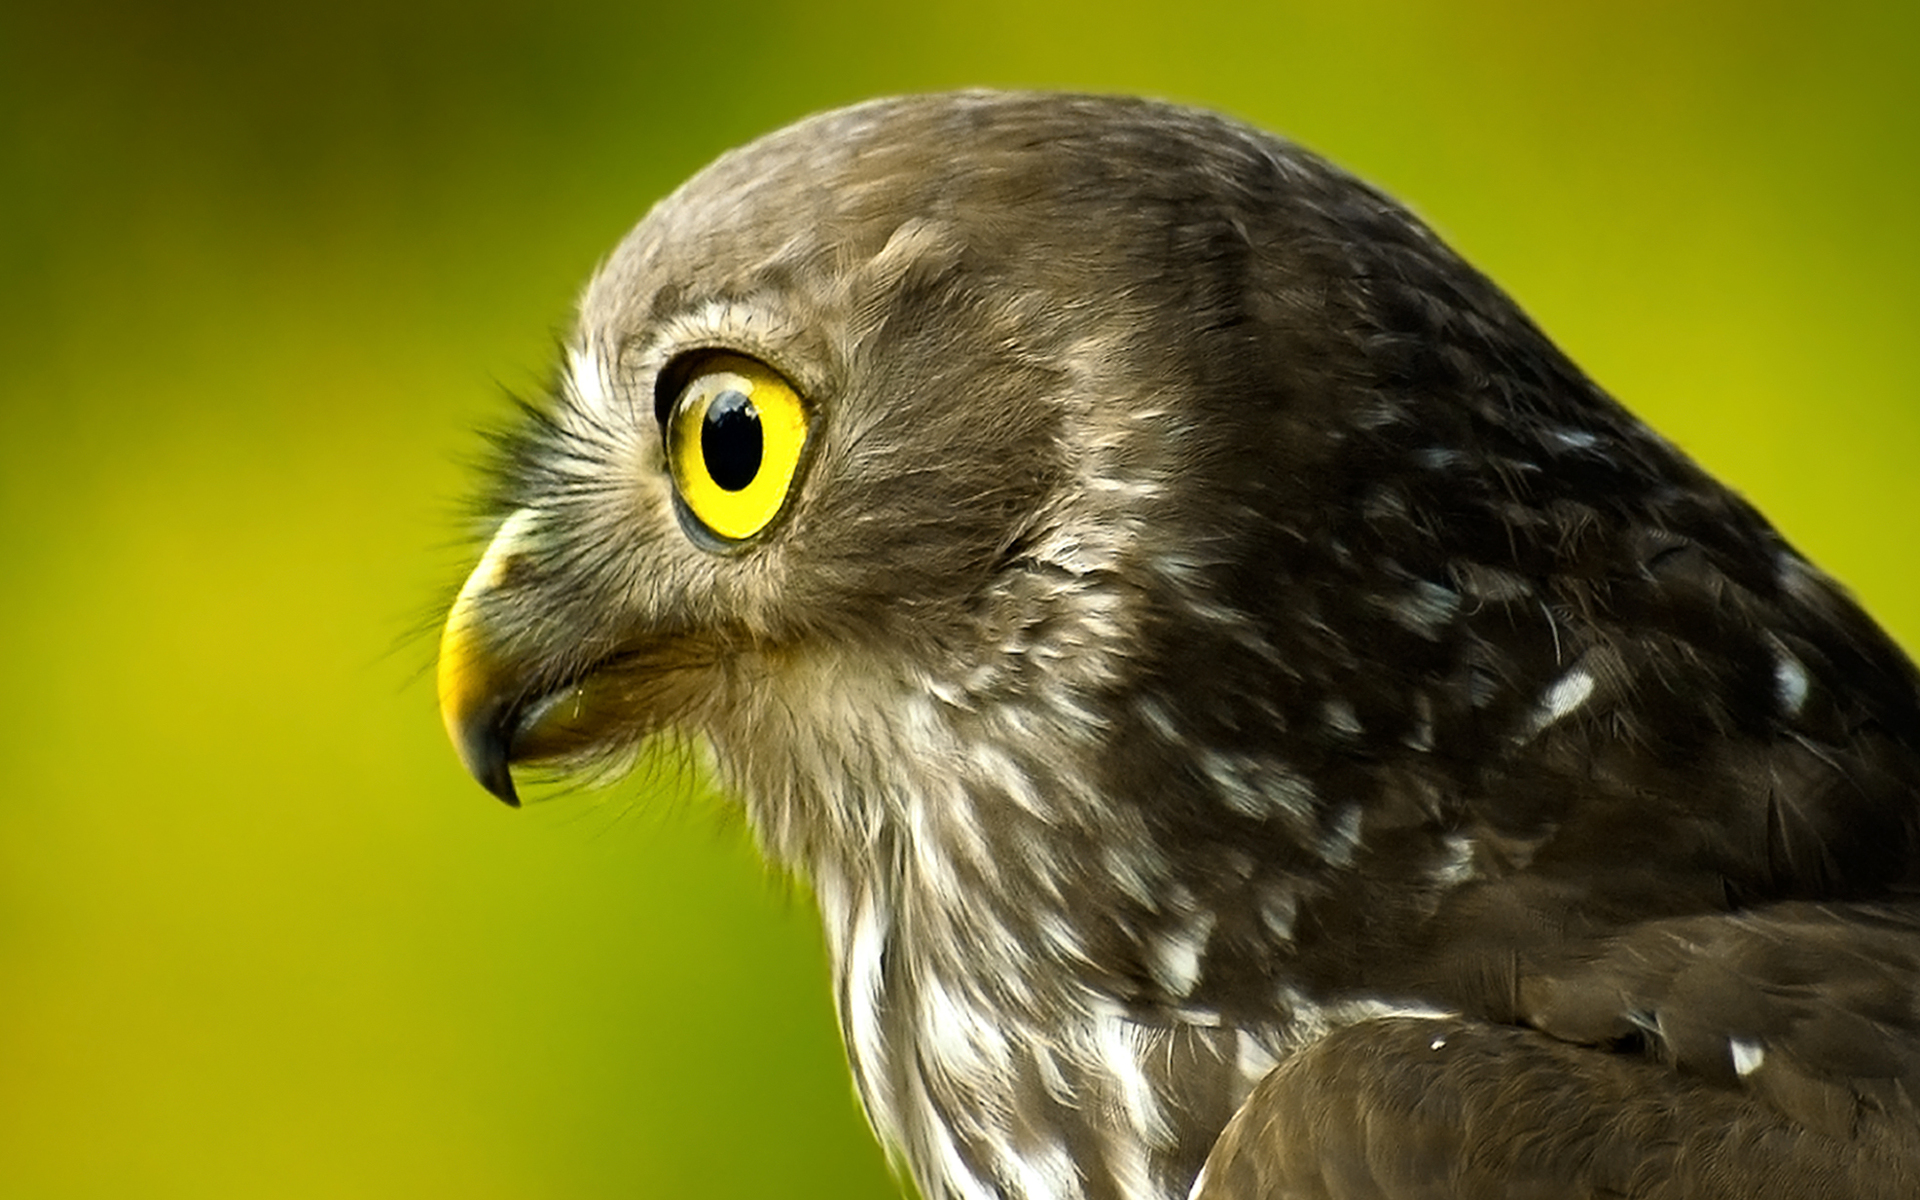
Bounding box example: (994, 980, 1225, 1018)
(665, 353, 809, 542)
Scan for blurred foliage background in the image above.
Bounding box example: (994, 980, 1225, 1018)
(1, 0, 1916, 1196)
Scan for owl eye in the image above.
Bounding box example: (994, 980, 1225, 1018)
(663, 353, 810, 542)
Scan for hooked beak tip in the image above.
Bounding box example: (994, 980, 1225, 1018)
(441, 682, 524, 808)
(474, 747, 523, 808)
(439, 616, 522, 807)
(457, 709, 521, 807)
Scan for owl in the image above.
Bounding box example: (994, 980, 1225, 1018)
(437, 92, 1920, 1198)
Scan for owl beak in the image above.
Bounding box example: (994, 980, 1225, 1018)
(437, 510, 547, 807)
(440, 510, 649, 806)
(438, 573, 525, 808)
(441, 508, 695, 806)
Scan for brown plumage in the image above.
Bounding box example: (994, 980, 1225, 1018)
(437, 91, 1920, 1199)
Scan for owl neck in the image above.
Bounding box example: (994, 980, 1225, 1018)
(730, 686, 1296, 1200)
(713, 635, 1452, 1198)
(716, 654, 1228, 1198)
(807, 845, 1251, 1200)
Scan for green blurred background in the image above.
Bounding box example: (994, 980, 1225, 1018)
(2, 1, 1915, 1196)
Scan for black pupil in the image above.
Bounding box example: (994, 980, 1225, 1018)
(701, 389, 762, 491)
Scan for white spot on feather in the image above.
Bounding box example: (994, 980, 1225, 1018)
(845, 888, 892, 1110)
(1201, 751, 1316, 825)
(1106, 1136, 1158, 1200)
(920, 974, 1012, 1089)
(1147, 911, 1217, 997)
(1522, 668, 1594, 739)
(815, 870, 851, 950)
(1318, 805, 1363, 867)
(1389, 580, 1462, 638)
(1235, 1030, 1281, 1089)
(1135, 696, 1181, 742)
(1731, 1037, 1766, 1078)
(1543, 669, 1594, 721)
(1432, 833, 1478, 887)
(1322, 698, 1363, 738)
(1774, 653, 1810, 717)
(1036, 909, 1091, 964)
(905, 792, 964, 902)
(1032, 1040, 1076, 1106)
(1545, 426, 1601, 452)
(923, 1103, 998, 1200)
(969, 743, 1048, 819)
(1093, 1007, 1175, 1150)
(999, 1137, 1085, 1200)
(1258, 885, 1300, 942)
(1102, 844, 1166, 909)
